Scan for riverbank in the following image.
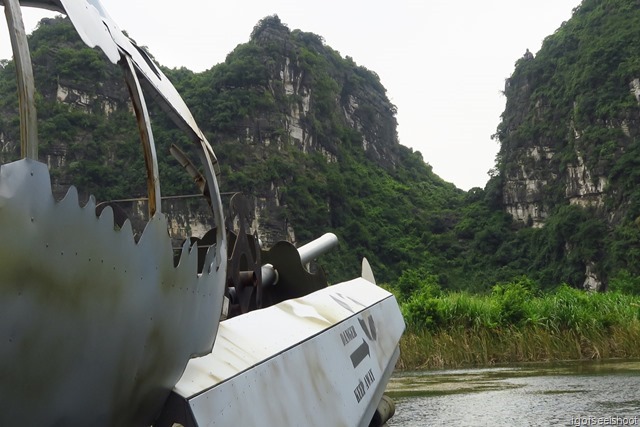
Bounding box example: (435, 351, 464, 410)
(397, 324, 640, 369)
(395, 283, 640, 370)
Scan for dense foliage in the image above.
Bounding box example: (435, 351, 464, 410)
(396, 278, 640, 368)
(0, 17, 202, 201)
(1, 15, 473, 286)
(490, 0, 640, 290)
(2, 4, 640, 298)
(398, 276, 640, 333)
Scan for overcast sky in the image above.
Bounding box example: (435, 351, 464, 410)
(2, 0, 581, 190)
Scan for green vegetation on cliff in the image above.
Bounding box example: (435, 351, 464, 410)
(487, 0, 640, 290)
(0, 16, 473, 287)
(2, 4, 640, 301)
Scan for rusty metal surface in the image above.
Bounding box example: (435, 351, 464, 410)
(58, 0, 214, 153)
(55, 0, 224, 212)
(7, 0, 218, 178)
(159, 278, 405, 427)
(1, 0, 226, 252)
(0, 159, 227, 426)
(122, 54, 161, 216)
(225, 194, 262, 314)
(3, 0, 38, 159)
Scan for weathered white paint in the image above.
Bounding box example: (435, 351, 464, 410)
(160, 278, 405, 427)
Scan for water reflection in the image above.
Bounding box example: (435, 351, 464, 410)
(387, 360, 640, 426)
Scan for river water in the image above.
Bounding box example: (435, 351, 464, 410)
(386, 360, 640, 426)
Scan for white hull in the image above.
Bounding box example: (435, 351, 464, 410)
(157, 278, 404, 427)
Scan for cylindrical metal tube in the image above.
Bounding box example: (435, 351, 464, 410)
(297, 233, 338, 265)
(261, 233, 338, 287)
(261, 263, 278, 287)
(370, 395, 396, 427)
(5, 0, 39, 160)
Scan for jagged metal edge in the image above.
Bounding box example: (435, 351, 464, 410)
(0, 159, 226, 426)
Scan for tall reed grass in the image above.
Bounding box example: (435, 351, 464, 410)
(396, 283, 640, 370)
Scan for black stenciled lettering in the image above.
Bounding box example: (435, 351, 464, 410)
(340, 325, 357, 346)
(364, 369, 375, 389)
(354, 380, 366, 403)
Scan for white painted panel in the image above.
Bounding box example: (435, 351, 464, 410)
(173, 279, 404, 426)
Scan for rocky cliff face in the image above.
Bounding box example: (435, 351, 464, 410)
(495, 0, 640, 290)
(0, 15, 404, 252)
(0, 14, 470, 285)
(499, 56, 616, 229)
(187, 15, 403, 247)
(500, 67, 640, 228)
(248, 17, 399, 166)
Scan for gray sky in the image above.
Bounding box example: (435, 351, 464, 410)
(2, 0, 580, 190)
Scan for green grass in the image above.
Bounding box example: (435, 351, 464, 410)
(396, 283, 640, 370)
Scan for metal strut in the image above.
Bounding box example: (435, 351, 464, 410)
(4, 0, 38, 160)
